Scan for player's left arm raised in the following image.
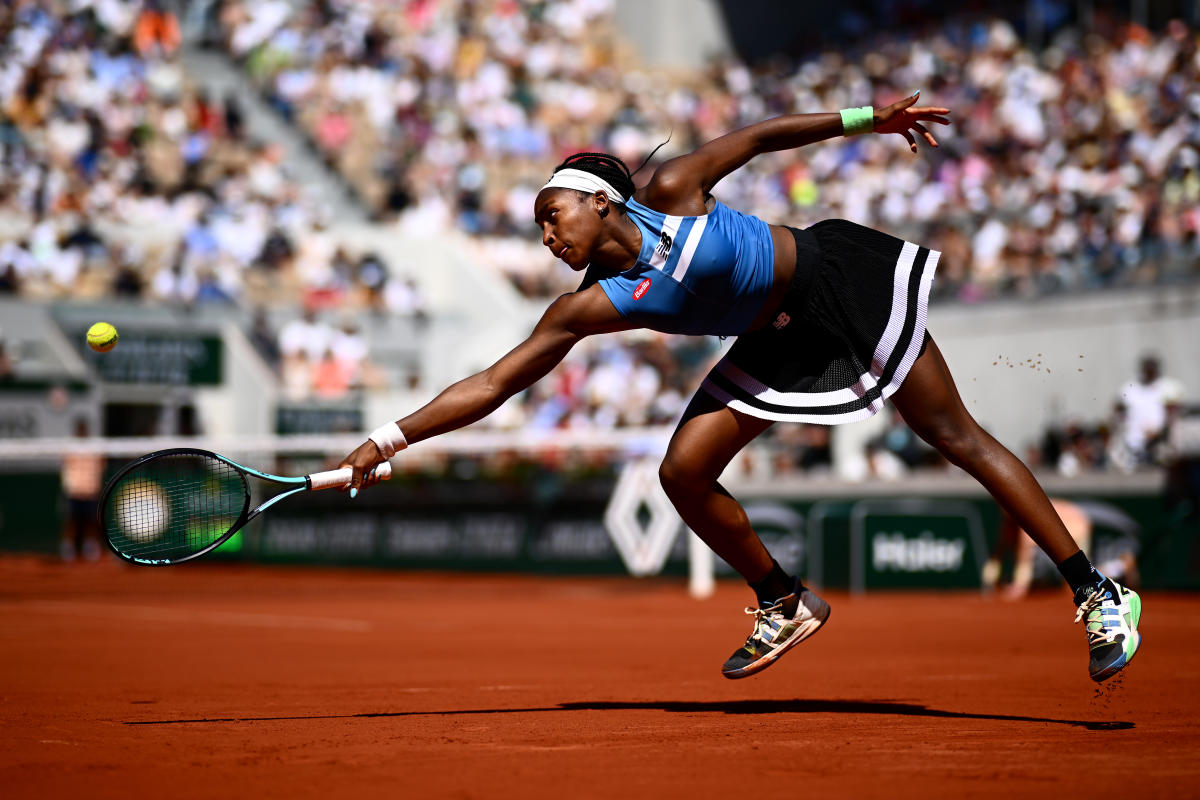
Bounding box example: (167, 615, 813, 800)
(872, 91, 951, 153)
(644, 92, 950, 202)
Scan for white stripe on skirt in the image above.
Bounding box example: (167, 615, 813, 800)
(701, 242, 938, 424)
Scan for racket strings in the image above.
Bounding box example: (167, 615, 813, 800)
(104, 453, 248, 561)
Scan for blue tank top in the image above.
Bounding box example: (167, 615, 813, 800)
(584, 197, 775, 336)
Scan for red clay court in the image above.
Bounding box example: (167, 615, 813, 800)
(2, 557, 1197, 799)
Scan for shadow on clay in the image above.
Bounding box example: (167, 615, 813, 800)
(124, 698, 1133, 731)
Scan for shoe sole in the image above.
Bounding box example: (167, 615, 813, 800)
(1090, 591, 1142, 683)
(1090, 630, 1140, 683)
(721, 594, 832, 680)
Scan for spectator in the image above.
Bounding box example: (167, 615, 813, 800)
(134, 0, 181, 58)
(312, 347, 352, 398)
(383, 275, 429, 325)
(278, 306, 332, 361)
(1117, 355, 1186, 465)
(248, 307, 280, 368)
(59, 418, 104, 562)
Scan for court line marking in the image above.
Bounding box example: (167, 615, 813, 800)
(16, 601, 373, 633)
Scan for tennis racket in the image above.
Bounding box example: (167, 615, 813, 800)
(99, 447, 391, 566)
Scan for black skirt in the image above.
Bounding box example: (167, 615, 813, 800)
(700, 219, 939, 425)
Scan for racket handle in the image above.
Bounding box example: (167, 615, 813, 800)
(308, 462, 393, 491)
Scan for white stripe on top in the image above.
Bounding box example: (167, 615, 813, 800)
(648, 215, 683, 272)
(670, 215, 708, 282)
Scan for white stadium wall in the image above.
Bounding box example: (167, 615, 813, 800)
(926, 283, 1200, 453)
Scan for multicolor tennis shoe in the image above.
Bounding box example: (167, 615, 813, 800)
(1074, 576, 1141, 683)
(720, 574, 1139, 682)
(721, 581, 830, 679)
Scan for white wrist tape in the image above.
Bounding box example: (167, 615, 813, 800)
(368, 421, 407, 458)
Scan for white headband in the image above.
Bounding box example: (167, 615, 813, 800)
(541, 168, 626, 204)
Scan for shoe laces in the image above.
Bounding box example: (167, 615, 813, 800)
(1073, 588, 1102, 624)
(744, 602, 783, 642)
(1073, 587, 1115, 646)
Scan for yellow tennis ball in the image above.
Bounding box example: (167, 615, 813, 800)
(87, 322, 119, 353)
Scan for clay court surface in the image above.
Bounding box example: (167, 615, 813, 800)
(2, 557, 1198, 799)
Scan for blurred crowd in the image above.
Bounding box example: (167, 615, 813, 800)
(0, 0, 427, 315)
(223, 0, 1199, 301)
(258, 305, 389, 400)
(485, 332, 717, 432)
(218, 0, 620, 227)
(0, 0, 435, 398)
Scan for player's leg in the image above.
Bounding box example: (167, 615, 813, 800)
(659, 391, 831, 679)
(658, 391, 774, 580)
(59, 503, 79, 562)
(891, 337, 1079, 561)
(79, 500, 102, 562)
(890, 334, 1140, 681)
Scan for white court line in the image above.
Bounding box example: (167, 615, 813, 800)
(17, 601, 373, 633)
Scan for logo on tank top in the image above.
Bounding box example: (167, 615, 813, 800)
(655, 232, 673, 258)
(633, 278, 652, 300)
(773, 312, 791, 330)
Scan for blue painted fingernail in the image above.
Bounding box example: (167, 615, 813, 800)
(350, 488, 358, 499)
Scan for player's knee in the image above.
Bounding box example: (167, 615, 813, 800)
(930, 424, 988, 467)
(658, 457, 697, 499)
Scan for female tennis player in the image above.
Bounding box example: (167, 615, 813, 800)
(339, 92, 1141, 683)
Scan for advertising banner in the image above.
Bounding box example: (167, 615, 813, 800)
(3, 464, 1193, 589)
(72, 330, 222, 386)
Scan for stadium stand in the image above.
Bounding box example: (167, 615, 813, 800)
(0, 0, 438, 399)
(219, 0, 1198, 303)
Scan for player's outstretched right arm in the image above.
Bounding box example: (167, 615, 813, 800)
(338, 285, 631, 494)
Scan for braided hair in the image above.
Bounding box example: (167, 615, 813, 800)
(550, 138, 671, 205)
(551, 152, 636, 200)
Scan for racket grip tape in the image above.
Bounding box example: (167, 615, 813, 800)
(308, 462, 393, 491)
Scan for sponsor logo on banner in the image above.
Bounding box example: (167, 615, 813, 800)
(633, 278, 652, 300)
(872, 531, 966, 572)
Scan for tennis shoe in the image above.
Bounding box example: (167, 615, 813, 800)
(1074, 577, 1141, 683)
(721, 581, 830, 680)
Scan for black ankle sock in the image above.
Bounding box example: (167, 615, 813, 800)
(1056, 550, 1102, 595)
(750, 560, 798, 608)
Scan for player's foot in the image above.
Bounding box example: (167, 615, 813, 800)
(721, 581, 830, 680)
(1074, 577, 1141, 683)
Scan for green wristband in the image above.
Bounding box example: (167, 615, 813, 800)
(840, 106, 874, 136)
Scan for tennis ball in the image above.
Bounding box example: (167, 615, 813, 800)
(115, 480, 169, 543)
(87, 322, 118, 353)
